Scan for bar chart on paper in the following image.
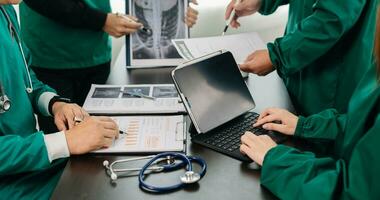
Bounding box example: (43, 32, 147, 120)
(93, 115, 186, 153)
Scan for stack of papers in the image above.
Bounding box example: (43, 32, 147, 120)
(83, 84, 186, 114)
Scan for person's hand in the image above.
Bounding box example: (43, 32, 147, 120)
(239, 49, 274, 76)
(103, 13, 143, 38)
(253, 108, 299, 136)
(225, 0, 262, 28)
(240, 132, 277, 166)
(185, 0, 199, 28)
(65, 116, 119, 155)
(52, 102, 89, 131)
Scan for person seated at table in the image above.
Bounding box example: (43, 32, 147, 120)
(0, 1, 119, 199)
(239, 8, 380, 199)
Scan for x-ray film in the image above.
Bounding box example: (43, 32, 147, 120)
(126, 0, 189, 67)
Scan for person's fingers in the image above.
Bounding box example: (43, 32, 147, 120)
(240, 144, 255, 161)
(225, 0, 235, 20)
(64, 109, 76, 130)
(239, 63, 250, 72)
(254, 114, 281, 127)
(240, 144, 249, 155)
(241, 132, 257, 147)
(103, 128, 119, 139)
(257, 108, 277, 121)
(97, 116, 115, 123)
(230, 18, 240, 29)
(187, 6, 199, 17)
(126, 15, 138, 22)
(101, 120, 118, 131)
(123, 20, 143, 29)
(262, 123, 288, 134)
(55, 117, 67, 131)
(185, 18, 197, 27)
(102, 137, 114, 148)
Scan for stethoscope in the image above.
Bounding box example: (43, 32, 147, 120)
(0, 6, 34, 113)
(103, 152, 207, 193)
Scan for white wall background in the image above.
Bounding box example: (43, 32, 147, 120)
(14, 1, 289, 83)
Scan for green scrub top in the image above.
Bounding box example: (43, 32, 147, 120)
(260, 0, 378, 116)
(0, 5, 66, 200)
(260, 64, 380, 199)
(19, 0, 112, 69)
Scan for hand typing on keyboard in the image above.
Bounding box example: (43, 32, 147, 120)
(253, 108, 298, 136)
(240, 132, 277, 166)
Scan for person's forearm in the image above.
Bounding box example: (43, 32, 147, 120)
(268, 0, 366, 77)
(294, 109, 347, 140)
(23, 0, 107, 31)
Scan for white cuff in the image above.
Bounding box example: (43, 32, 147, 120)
(38, 92, 57, 117)
(43, 131, 70, 162)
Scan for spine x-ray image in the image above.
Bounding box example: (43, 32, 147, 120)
(129, 0, 188, 64)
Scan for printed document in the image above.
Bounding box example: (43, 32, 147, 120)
(93, 115, 186, 153)
(83, 84, 186, 114)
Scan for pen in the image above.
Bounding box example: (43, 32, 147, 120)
(222, 0, 241, 36)
(73, 117, 127, 134)
(116, 13, 152, 35)
(125, 91, 156, 101)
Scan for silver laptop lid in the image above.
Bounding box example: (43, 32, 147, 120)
(172, 51, 255, 133)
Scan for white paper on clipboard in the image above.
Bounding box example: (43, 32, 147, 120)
(93, 115, 186, 153)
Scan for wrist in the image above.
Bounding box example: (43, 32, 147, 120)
(49, 96, 71, 115)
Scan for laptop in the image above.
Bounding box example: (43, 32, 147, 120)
(171, 50, 286, 162)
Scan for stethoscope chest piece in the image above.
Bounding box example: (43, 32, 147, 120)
(180, 171, 201, 184)
(0, 94, 11, 113)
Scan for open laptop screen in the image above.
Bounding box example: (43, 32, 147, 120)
(173, 51, 255, 133)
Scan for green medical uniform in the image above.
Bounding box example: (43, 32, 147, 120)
(0, 5, 66, 199)
(260, 64, 380, 199)
(260, 0, 378, 115)
(19, 0, 111, 69)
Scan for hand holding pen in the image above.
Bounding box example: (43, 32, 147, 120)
(74, 116, 127, 135)
(224, 0, 262, 33)
(103, 13, 144, 38)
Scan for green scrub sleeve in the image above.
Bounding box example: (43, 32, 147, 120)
(260, 117, 380, 199)
(258, 0, 289, 15)
(268, 0, 366, 77)
(22, 43, 57, 114)
(0, 132, 51, 177)
(294, 109, 347, 141)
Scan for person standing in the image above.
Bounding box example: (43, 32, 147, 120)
(225, 0, 378, 116)
(20, 0, 199, 133)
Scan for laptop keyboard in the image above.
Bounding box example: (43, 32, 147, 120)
(203, 112, 269, 152)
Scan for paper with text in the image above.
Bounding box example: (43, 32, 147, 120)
(172, 32, 266, 64)
(93, 115, 185, 153)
